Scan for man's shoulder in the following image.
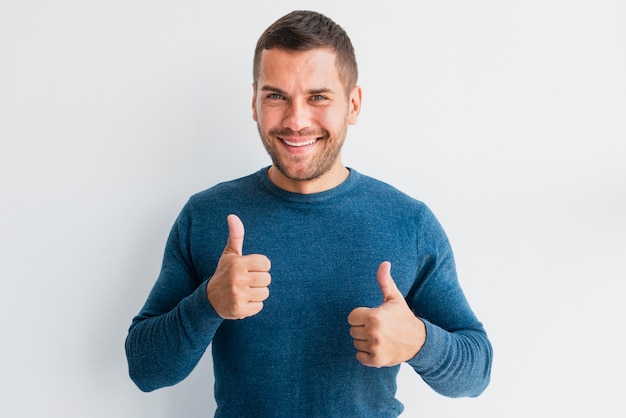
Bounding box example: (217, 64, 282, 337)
(353, 170, 426, 209)
(189, 169, 263, 203)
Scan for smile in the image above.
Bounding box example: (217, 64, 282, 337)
(282, 138, 318, 147)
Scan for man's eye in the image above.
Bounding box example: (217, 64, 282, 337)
(268, 93, 283, 100)
(311, 95, 326, 101)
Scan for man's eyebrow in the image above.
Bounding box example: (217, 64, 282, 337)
(308, 88, 336, 95)
(260, 85, 336, 95)
(260, 85, 286, 95)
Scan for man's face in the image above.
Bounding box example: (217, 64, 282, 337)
(253, 47, 361, 193)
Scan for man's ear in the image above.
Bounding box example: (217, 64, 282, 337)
(252, 83, 258, 122)
(348, 85, 362, 125)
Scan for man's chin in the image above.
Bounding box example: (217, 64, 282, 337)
(275, 167, 317, 183)
(271, 161, 326, 183)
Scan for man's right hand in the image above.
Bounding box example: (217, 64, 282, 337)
(206, 214, 271, 320)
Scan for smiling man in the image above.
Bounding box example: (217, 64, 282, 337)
(126, 10, 492, 417)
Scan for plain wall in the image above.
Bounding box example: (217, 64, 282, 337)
(2, 1, 625, 417)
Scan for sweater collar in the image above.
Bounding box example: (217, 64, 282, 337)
(255, 166, 359, 204)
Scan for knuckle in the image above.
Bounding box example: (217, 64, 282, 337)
(226, 286, 240, 300)
(368, 310, 384, 324)
(367, 352, 384, 368)
(369, 328, 383, 341)
(254, 302, 264, 315)
(232, 299, 246, 313)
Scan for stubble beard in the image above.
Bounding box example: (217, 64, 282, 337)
(257, 123, 348, 183)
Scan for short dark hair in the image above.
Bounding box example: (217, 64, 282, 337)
(253, 10, 358, 93)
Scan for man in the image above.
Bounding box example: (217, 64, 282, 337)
(126, 10, 492, 417)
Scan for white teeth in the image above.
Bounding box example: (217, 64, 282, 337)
(283, 138, 317, 147)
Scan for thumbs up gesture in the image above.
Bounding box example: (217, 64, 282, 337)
(206, 214, 272, 320)
(348, 262, 426, 367)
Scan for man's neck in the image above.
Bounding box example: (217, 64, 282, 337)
(267, 165, 350, 194)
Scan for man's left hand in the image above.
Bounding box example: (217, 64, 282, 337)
(348, 261, 426, 367)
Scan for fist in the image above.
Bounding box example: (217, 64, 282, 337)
(206, 214, 271, 320)
(348, 262, 426, 367)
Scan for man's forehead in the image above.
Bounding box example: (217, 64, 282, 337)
(258, 48, 340, 82)
(259, 47, 337, 67)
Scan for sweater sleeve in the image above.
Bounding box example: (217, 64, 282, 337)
(125, 203, 224, 392)
(405, 205, 493, 397)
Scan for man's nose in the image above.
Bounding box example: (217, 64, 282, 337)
(282, 100, 311, 132)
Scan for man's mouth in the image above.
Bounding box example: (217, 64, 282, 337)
(281, 138, 318, 147)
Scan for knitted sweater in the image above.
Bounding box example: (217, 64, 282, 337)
(125, 168, 492, 417)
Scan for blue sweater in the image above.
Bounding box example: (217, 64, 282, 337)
(126, 168, 492, 417)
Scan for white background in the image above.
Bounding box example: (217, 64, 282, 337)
(2, 1, 625, 417)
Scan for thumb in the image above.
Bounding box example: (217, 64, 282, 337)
(223, 214, 245, 256)
(376, 261, 402, 303)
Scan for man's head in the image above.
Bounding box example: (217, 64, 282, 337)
(253, 10, 358, 94)
(252, 11, 362, 194)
